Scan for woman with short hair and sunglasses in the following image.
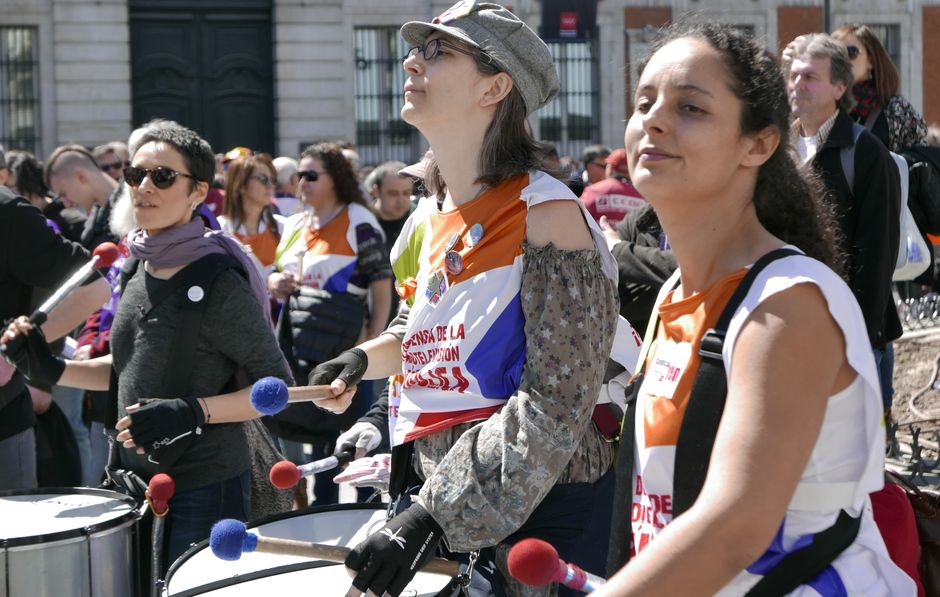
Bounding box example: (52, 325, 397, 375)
(1, 122, 292, 569)
(832, 23, 927, 153)
(218, 153, 284, 276)
(305, 4, 618, 596)
(264, 141, 393, 505)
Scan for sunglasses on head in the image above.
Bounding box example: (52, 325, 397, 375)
(297, 170, 322, 182)
(846, 45, 860, 60)
(123, 166, 196, 189)
(100, 160, 129, 172)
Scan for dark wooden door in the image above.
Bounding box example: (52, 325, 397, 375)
(130, 1, 274, 154)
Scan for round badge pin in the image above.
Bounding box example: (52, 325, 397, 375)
(187, 285, 205, 303)
(445, 250, 463, 275)
(467, 223, 484, 248)
(445, 231, 460, 252)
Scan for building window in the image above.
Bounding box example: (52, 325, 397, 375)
(354, 27, 421, 167)
(538, 39, 599, 161)
(0, 27, 40, 155)
(869, 24, 901, 70)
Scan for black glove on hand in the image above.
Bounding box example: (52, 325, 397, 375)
(346, 503, 444, 597)
(128, 396, 206, 455)
(308, 348, 368, 388)
(0, 324, 65, 385)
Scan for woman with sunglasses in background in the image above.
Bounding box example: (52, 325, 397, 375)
(264, 141, 393, 506)
(832, 24, 927, 153)
(1, 122, 293, 570)
(304, 4, 618, 596)
(218, 153, 284, 276)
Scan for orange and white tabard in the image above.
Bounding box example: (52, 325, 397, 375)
(629, 254, 915, 595)
(632, 269, 745, 551)
(389, 171, 617, 446)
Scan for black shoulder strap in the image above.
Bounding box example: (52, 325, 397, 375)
(106, 253, 243, 426)
(672, 248, 800, 515)
(606, 248, 800, 576)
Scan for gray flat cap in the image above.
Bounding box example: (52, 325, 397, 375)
(400, 1, 559, 115)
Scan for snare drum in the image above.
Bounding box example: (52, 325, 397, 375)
(164, 503, 449, 596)
(0, 487, 139, 597)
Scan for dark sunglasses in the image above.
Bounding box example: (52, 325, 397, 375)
(100, 160, 129, 172)
(846, 45, 860, 60)
(251, 173, 274, 186)
(404, 38, 490, 63)
(123, 166, 196, 189)
(297, 170, 322, 182)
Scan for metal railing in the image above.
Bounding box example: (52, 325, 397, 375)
(353, 27, 422, 168)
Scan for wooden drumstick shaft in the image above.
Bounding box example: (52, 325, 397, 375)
(252, 535, 460, 577)
(286, 384, 336, 402)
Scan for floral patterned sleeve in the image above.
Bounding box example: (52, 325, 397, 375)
(886, 95, 928, 152)
(415, 242, 618, 552)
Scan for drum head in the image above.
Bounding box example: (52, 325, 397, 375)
(0, 487, 138, 546)
(164, 503, 448, 596)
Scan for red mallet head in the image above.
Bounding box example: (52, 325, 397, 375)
(507, 538, 567, 586)
(147, 473, 175, 515)
(269, 460, 301, 489)
(91, 242, 121, 269)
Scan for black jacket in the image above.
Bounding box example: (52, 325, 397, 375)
(612, 204, 678, 332)
(0, 187, 90, 439)
(807, 110, 901, 346)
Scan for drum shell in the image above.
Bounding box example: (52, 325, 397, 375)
(0, 488, 139, 597)
(164, 503, 447, 597)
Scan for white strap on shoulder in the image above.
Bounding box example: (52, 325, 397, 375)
(788, 481, 859, 512)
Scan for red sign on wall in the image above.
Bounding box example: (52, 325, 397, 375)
(560, 11, 578, 38)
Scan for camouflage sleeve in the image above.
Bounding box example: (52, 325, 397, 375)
(416, 242, 618, 552)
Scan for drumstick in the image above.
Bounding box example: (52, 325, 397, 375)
(209, 519, 460, 577)
(249, 376, 334, 415)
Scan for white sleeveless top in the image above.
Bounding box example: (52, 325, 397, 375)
(633, 251, 915, 596)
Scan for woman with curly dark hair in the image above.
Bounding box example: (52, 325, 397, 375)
(4, 150, 85, 242)
(265, 142, 392, 505)
(597, 21, 913, 596)
(832, 23, 927, 153)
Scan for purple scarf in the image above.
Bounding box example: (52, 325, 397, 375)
(126, 218, 272, 326)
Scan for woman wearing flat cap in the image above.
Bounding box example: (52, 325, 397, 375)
(308, 2, 619, 596)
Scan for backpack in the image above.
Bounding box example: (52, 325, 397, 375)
(607, 249, 863, 595)
(902, 145, 940, 235)
(841, 123, 932, 281)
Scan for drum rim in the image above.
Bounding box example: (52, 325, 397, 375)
(166, 559, 343, 597)
(164, 501, 386, 588)
(0, 486, 140, 547)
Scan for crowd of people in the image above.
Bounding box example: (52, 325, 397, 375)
(2, 1, 940, 595)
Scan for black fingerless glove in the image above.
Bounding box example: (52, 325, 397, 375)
(128, 396, 206, 455)
(0, 325, 65, 386)
(345, 503, 444, 597)
(308, 348, 368, 388)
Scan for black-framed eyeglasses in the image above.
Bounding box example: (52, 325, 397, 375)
(404, 38, 482, 62)
(297, 170, 323, 182)
(846, 45, 860, 60)
(123, 166, 195, 189)
(100, 160, 130, 172)
(251, 173, 274, 186)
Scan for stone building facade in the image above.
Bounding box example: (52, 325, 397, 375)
(2, 0, 937, 164)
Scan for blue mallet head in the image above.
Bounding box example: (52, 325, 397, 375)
(210, 519, 258, 561)
(250, 376, 289, 416)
